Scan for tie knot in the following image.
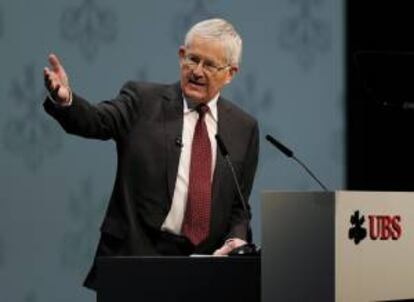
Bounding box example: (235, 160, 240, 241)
(196, 104, 209, 117)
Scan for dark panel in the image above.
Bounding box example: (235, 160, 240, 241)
(97, 256, 260, 302)
(347, 1, 414, 190)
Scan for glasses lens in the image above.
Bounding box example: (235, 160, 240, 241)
(184, 54, 226, 74)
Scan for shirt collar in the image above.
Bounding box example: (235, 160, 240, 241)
(183, 94, 219, 122)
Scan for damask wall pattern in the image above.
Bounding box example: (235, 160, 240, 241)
(0, 1, 343, 301)
(171, 0, 215, 45)
(3, 63, 62, 172)
(230, 72, 276, 170)
(60, 0, 118, 61)
(60, 177, 106, 273)
(278, 0, 331, 70)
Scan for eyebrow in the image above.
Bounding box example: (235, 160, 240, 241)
(186, 51, 226, 66)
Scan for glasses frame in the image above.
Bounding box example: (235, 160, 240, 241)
(182, 54, 231, 75)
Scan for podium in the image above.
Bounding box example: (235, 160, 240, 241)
(97, 256, 260, 302)
(261, 191, 414, 302)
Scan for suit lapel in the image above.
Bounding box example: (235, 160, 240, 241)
(163, 83, 184, 201)
(212, 98, 232, 209)
(162, 89, 233, 209)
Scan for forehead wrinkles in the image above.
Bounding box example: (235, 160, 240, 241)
(186, 37, 228, 64)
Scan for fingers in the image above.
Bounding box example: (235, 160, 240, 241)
(44, 67, 64, 100)
(46, 52, 69, 85)
(212, 244, 232, 256)
(212, 238, 247, 256)
(44, 67, 52, 91)
(44, 53, 71, 104)
(43, 67, 58, 92)
(48, 53, 62, 72)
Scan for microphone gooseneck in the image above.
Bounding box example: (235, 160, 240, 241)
(265, 134, 328, 191)
(215, 134, 248, 213)
(215, 134, 259, 256)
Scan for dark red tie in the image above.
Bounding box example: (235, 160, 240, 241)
(182, 104, 212, 246)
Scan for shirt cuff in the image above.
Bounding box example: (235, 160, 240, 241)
(47, 89, 73, 107)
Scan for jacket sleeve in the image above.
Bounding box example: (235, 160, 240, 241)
(43, 81, 140, 141)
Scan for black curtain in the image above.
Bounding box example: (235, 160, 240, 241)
(347, 1, 414, 190)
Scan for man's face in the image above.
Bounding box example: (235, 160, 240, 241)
(179, 35, 238, 103)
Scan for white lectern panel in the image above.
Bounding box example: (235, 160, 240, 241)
(336, 191, 414, 302)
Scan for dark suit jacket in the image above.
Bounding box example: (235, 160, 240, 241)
(44, 81, 259, 290)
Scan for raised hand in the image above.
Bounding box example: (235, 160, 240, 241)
(44, 53, 72, 105)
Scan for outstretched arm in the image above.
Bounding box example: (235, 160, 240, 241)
(43, 54, 140, 141)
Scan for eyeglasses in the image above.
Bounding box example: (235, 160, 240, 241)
(183, 54, 230, 75)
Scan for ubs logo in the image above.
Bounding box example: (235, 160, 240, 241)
(348, 210, 402, 245)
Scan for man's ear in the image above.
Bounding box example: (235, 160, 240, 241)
(225, 66, 239, 84)
(178, 46, 186, 68)
(178, 46, 185, 59)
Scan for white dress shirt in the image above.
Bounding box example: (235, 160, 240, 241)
(161, 94, 218, 235)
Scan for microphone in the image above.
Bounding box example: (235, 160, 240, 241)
(265, 134, 328, 191)
(215, 134, 259, 256)
(175, 136, 183, 147)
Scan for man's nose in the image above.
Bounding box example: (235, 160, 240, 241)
(192, 62, 204, 76)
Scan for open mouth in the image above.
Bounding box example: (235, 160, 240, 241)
(189, 79, 206, 87)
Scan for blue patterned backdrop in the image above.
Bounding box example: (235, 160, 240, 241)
(0, 0, 344, 301)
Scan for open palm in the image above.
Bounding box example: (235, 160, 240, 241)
(44, 53, 71, 104)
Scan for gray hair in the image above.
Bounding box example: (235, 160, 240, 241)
(184, 18, 242, 66)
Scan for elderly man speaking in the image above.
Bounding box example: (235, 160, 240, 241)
(43, 18, 259, 291)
